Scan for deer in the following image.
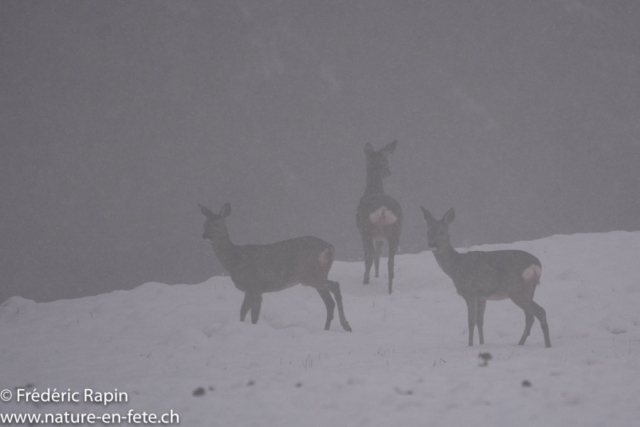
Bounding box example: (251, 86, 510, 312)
(420, 207, 551, 348)
(356, 140, 403, 294)
(199, 203, 352, 332)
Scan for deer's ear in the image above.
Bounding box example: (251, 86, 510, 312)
(443, 208, 455, 225)
(420, 206, 435, 223)
(219, 203, 231, 218)
(364, 143, 374, 155)
(198, 203, 215, 218)
(379, 139, 397, 158)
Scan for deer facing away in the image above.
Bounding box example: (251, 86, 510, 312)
(421, 207, 551, 347)
(356, 140, 403, 294)
(199, 203, 352, 332)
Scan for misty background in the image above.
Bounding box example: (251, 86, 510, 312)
(1, 0, 639, 303)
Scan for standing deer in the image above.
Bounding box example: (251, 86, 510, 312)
(199, 203, 351, 332)
(420, 207, 551, 347)
(356, 140, 403, 294)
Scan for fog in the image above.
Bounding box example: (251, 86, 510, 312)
(1, 0, 639, 303)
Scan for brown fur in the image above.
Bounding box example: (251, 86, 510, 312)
(421, 207, 551, 347)
(356, 140, 403, 294)
(200, 203, 351, 332)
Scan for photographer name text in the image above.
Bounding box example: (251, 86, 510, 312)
(15, 388, 128, 406)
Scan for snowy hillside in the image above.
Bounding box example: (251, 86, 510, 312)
(1, 231, 640, 426)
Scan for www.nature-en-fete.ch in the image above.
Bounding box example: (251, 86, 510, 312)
(0, 410, 180, 425)
(0, 387, 179, 424)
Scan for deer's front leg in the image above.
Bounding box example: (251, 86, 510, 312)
(465, 298, 478, 346)
(476, 299, 487, 345)
(250, 293, 263, 324)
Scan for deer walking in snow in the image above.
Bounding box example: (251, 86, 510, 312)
(199, 203, 352, 332)
(420, 207, 551, 347)
(356, 140, 403, 294)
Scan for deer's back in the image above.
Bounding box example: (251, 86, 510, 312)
(478, 250, 540, 273)
(230, 236, 334, 293)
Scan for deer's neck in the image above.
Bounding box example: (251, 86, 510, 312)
(364, 172, 385, 196)
(210, 234, 239, 272)
(432, 244, 461, 281)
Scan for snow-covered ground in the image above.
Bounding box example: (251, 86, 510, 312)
(2, 231, 640, 426)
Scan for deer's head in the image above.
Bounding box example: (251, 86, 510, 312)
(420, 207, 455, 251)
(365, 140, 397, 180)
(199, 203, 231, 242)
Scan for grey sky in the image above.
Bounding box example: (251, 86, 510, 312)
(1, 0, 639, 302)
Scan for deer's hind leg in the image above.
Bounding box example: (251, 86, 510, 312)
(327, 281, 352, 332)
(374, 240, 384, 278)
(511, 296, 551, 347)
(305, 280, 351, 332)
(360, 235, 375, 285)
(522, 312, 535, 345)
(387, 232, 400, 295)
(316, 289, 335, 330)
(532, 300, 551, 348)
(240, 292, 252, 322)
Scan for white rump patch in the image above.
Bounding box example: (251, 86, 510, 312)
(522, 264, 542, 281)
(318, 248, 332, 266)
(369, 207, 398, 226)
